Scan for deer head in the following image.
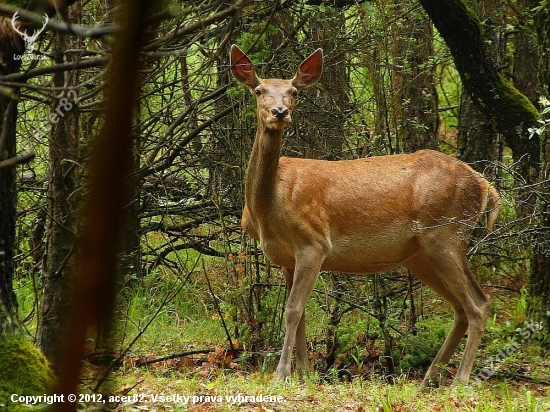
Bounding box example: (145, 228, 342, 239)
(230, 45, 323, 131)
(11, 11, 49, 52)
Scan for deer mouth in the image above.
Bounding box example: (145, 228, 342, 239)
(267, 118, 291, 130)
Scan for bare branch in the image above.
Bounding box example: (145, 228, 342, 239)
(0, 153, 35, 171)
(0, 4, 118, 38)
(0, 57, 108, 83)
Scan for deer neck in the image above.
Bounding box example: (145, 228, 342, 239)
(245, 121, 283, 214)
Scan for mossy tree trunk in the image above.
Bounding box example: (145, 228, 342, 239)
(530, 0, 550, 344)
(457, 2, 504, 178)
(0, 17, 24, 336)
(419, 0, 540, 177)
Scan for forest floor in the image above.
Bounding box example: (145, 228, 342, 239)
(82, 312, 550, 412)
(16, 261, 550, 411)
(97, 279, 550, 411)
(94, 364, 550, 411)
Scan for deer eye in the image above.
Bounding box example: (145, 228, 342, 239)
(255, 88, 261, 96)
(292, 89, 298, 97)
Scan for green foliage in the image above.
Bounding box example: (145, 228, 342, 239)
(395, 318, 449, 372)
(235, 23, 278, 77)
(0, 336, 55, 411)
(337, 320, 366, 351)
(115, 267, 227, 353)
(528, 97, 550, 139)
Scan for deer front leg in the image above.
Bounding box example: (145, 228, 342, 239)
(282, 268, 309, 380)
(295, 309, 308, 379)
(276, 257, 322, 380)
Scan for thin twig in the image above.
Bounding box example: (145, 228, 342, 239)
(203, 259, 235, 353)
(133, 348, 220, 368)
(484, 371, 550, 385)
(0, 4, 119, 38)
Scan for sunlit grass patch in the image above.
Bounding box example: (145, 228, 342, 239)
(108, 368, 550, 411)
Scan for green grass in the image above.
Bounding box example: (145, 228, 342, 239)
(114, 268, 227, 356)
(98, 265, 550, 411)
(12, 253, 550, 411)
(103, 369, 550, 411)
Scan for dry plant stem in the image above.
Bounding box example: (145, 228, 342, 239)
(203, 259, 235, 353)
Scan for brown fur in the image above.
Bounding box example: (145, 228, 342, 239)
(231, 45, 502, 385)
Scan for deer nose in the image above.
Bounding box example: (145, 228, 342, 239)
(271, 107, 289, 120)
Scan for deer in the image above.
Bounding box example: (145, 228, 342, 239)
(230, 45, 501, 386)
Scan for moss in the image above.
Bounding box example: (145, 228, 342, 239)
(493, 74, 541, 124)
(0, 335, 55, 411)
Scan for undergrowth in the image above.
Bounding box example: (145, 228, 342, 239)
(11, 254, 550, 411)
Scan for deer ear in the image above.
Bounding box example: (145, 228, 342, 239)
(230, 45, 260, 89)
(292, 48, 323, 90)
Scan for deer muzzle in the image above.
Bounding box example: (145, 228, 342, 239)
(271, 107, 289, 121)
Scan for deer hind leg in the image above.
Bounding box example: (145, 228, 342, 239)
(452, 256, 491, 384)
(282, 267, 308, 380)
(277, 254, 322, 381)
(406, 250, 490, 386)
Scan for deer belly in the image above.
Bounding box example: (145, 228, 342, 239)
(322, 235, 419, 274)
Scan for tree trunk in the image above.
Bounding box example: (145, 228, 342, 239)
(0, 17, 24, 335)
(529, 0, 550, 344)
(512, 1, 542, 216)
(0, 0, 79, 338)
(303, 12, 351, 159)
(396, 8, 439, 153)
(457, 4, 503, 177)
(419, 0, 540, 173)
(366, 42, 391, 154)
(37, 30, 80, 370)
(0, 100, 20, 335)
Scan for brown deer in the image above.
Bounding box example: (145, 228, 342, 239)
(230, 45, 501, 385)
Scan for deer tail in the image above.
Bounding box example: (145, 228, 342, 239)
(486, 184, 502, 231)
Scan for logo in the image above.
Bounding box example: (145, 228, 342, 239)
(11, 11, 48, 59)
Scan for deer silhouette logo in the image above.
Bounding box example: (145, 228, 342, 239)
(11, 11, 49, 52)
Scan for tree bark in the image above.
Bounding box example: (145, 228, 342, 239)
(529, 0, 550, 344)
(457, 4, 503, 177)
(0, 16, 23, 336)
(419, 0, 540, 170)
(0, 0, 79, 338)
(37, 30, 80, 372)
(396, 9, 439, 153)
(512, 1, 542, 216)
(302, 11, 351, 159)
